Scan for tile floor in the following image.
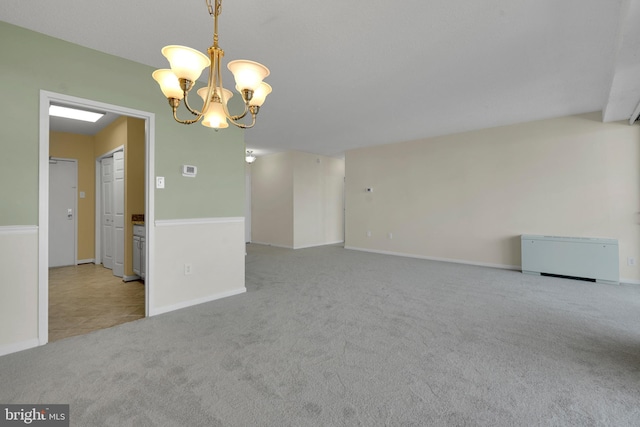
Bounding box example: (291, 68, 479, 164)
(48, 263, 145, 342)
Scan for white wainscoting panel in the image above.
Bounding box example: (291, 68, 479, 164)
(152, 218, 246, 315)
(0, 226, 39, 355)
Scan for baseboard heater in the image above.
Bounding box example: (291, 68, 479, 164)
(521, 235, 619, 285)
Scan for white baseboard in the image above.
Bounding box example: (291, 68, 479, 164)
(344, 246, 521, 271)
(123, 274, 141, 282)
(0, 338, 40, 357)
(251, 241, 345, 250)
(620, 278, 640, 286)
(250, 241, 293, 249)
(76, 259, 94, 265)
(293, 241, 345, 249)
(150, 287, 246, 316)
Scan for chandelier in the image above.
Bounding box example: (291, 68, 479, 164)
(152, 0, 271, 129)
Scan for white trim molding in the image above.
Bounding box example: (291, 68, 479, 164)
(250, 241, 293, 249)
(155, 217, 244, 227)
(293, 240, 345, 250)
(0, 226, 38, 235)
(344, 246, 521, 271)
(249, 241, 345, 250)
(150, 287, 246, 316)
(40, 90, 156, 346)
(0, 339, 40, 358)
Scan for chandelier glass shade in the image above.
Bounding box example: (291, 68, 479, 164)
(152, 0, 271, 129)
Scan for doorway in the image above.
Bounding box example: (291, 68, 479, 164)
(39, 91, 155, 345)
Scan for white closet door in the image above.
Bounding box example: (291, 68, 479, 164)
(113, 151, 125, 278)
(101, 157, 114, 269)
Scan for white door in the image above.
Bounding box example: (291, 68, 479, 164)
(113, 151, 125, 278)
(49, 159, 77, 267)
(101, 157, 114, 269)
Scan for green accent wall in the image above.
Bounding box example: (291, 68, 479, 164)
(0, 21, 245, 225)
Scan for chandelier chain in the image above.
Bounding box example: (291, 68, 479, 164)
(206, 0, 222, 17)
(206, 0, 222, 48)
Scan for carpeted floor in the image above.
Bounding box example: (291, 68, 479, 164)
(1, 243, 639, 426)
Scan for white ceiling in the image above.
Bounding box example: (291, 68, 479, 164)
(2, 0, 639, 157)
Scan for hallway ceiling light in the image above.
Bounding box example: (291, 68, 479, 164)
(245, 150, 257, 164)
(153, 0, 272, 130)
(49, 105, 105, 123)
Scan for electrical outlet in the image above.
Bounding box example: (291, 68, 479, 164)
(184, 263, 192, 275)
(388, 232, 393, 239)
(628, 257, 636, 266)
(367, 231, 372, 237)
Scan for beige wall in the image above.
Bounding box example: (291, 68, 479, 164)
(251, 152, 294, 247)
(49, 132, 96, 261)
(251, 151, 345, 249)
(345, 113, 640, 283)
(95, 117, 127, 157)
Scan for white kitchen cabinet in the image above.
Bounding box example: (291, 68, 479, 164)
(133, 225, 145, 280)
(140, 236, 146, 280)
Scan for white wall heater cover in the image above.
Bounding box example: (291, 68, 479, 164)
(521, 235, 619, 284)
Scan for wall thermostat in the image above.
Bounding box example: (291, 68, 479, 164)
(182, 165, 197, 177)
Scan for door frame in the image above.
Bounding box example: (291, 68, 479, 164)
(94, 146, 124, 272)
(48, 157, 78, 266)
(39, 90, 156, 345)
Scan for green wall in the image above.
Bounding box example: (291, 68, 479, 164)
(0, 21, 245, 225)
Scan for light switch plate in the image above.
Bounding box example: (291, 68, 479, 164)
(156, 176, 165, 189)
